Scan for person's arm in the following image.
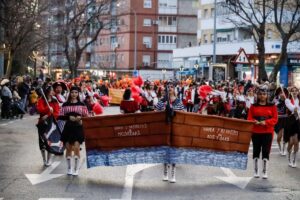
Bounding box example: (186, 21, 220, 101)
(247, 105, 255, 122)
(285, 98, 295, 113)
(52, 102, 60, 119)
(36, 98, 50, 115)
(264, 105, 278, 127)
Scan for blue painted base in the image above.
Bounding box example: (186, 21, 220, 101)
(86, 146, 248, 170)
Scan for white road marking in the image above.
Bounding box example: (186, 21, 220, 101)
(110, 164, 157, 200)
(0, 123, 7, 126)
(215, 167, 252, 189)
(25, 161, 64, 185)
(39, 198, 74, 200)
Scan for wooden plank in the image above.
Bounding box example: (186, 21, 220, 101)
(238, 131, 253, 144)
(148, 122, 171, 135)
(135, 112, 165, 123)
(172, 136, 193, 147)
(134, 135, 170, 146)
(223, 120, 253, 132)
(173, 111, 185, 123)
(84, 127, 115, 139)
(172, 123, 200, 137)
(199, 127, 239, 143)
(184, 114, 224, 127)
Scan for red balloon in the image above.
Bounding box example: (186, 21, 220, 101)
(198, 85, 213, 99)
(92, 102, 103, 115)
(100, 95, 110, 107)
(133, 76, 144, 87)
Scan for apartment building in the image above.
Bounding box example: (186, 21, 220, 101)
(42, 0, 66, 71)
(88, 0, 198, 77)
(173, 0, 300, 84)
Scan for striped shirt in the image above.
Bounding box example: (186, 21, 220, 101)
(59, 101, 89, 117)
(156, 98, 185, 111)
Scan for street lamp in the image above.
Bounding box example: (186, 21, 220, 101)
(179, 65, 184, 80)
(194, 61, 199, 81)
(162, 68, 167, 80)
(116, 2, 137, 75)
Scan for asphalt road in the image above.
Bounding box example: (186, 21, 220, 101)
(0, 107, 299, 200)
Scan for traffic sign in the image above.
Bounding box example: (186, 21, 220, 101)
(133, 70, 139, 77)
(233, 48, 250, 64)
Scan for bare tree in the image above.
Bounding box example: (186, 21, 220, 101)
(222, 0, 273, 81)
(269, 0, 300, 82)
(61, 0, 111, 78)
(0, 0, 49, 78)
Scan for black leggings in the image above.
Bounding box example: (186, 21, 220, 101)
(186, 103, 193, 112)
(252, 133, 273, 160)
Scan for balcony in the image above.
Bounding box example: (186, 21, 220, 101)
(173, 40, 292, 58)
(158, 7, 177, 14)
(158, 25, 177, 32)
(158, 44, 177, 50)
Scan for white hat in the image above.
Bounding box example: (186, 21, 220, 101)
(0, 79, 9, 86)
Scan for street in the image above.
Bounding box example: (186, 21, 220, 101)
(0, 107, 299, 200)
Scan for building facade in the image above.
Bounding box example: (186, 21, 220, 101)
(173, 0, 300, 84)
(87, 0, 198, 77)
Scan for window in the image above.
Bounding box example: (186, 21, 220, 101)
(227, 34, 231, 42)
(143, 55, 151, 66)
(211, 8, 215, 17)
(203, 34, 208, 43)
(211, 34, 214, 43)
(159, 16, 176, 26)
(267, 29, 273, 39)
(144, 0, 152, 8)
(168, 16, 176, 26)
(203, 9, 208, 18)
(143, 18, 152, 26)
(158, 35, 177, 44)
(143, 36, 152, 48)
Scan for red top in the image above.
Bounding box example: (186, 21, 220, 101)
(247, 104, 278, 134)
(37, 97, 60, 119)
(120, 100, 139, 113)
(185, 90, 192, 102)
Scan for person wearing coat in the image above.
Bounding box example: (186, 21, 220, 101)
(36, 86, 60, 167)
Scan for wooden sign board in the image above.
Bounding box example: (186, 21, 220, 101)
(83, 112, 171, 152)
(83, 111, 253, 153)
(172, 112, 253, 153)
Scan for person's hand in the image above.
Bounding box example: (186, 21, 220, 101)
(69, 116, 76, 121)
(76, 116, 82, 121)
(49, 107, 53, 113)
(41, 115, 48, 121)
(280, 93, 286, 99)
(254, 120, 260, 125)
(260, 121, 266, 125)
